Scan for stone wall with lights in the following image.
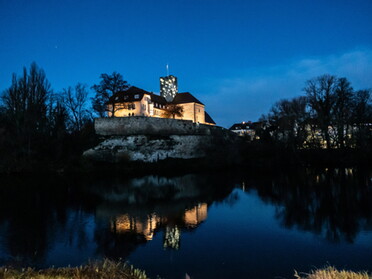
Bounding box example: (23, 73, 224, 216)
(95, 116, 219, 136)
(85, 117, 238, 163)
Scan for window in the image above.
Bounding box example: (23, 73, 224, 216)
(134, 94, 140, 99)
(127, 103, 135, 110)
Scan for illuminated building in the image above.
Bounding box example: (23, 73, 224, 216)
(107, 76, 216, 125)
(160, 75, 178, 102)
(229, 121, 261, 139)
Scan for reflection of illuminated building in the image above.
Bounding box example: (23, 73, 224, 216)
(184, 203, 208, 227)
(163, 226, 180, 250)
(112, 213, 160, 240)
(111, 203, 208, 246)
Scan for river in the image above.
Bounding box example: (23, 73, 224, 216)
(0, 168, 371, 278)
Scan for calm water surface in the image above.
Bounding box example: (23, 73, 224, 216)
(0, 168, 371, 278)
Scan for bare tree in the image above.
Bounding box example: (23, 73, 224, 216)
(304, 74, 337, 149)
(1, 62, 51, 157)
(264, 96, 308, 149)
(2, 63, 50, 127)
(352, 89, 372, 148)
(333, 77, 354, 148)
(91, 72, 129, 117)
(63, 83, 91, 132)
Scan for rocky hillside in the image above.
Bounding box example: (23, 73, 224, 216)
(83, 117, 239, 164)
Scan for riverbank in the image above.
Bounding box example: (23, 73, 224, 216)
(1, 150, 372, 176)
(240, 140, 372, 168)
(296, 266, 371, 279)
(0, 260, 148, 279)
(1, 136, 372, 175)
(0, 263, 370, 279)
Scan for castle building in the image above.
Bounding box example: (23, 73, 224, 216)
(107, 75, 216, 125)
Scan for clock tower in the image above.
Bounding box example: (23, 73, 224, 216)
(160, 75, 178, 102)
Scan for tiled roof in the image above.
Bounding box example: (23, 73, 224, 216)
(172, 92, 204, 105)
(205, 112, 216, 125)
(108, 86, 150, 103)
(150, 93, 167, 105)
(109, 87, 205, 107)
(109, 86, 169, 106)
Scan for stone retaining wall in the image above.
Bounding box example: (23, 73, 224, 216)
(95, 117, 222, 136)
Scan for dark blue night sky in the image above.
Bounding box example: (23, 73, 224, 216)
(1, 0, 372, 127)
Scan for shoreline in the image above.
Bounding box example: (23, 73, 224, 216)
(0, 148, 371, 175)
(0, 260, 148, 279)
(0, 262, 370, 279)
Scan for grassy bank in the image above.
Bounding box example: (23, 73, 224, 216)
(0, 263, 370, 279)
(0, 260, 148, 279)
(295, 266, 371, 279)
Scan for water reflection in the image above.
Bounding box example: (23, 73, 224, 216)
(0, 168, 370, 275)
(111, 203, 207, 243)
(91, 174, 230, 259)
(242, 167, 372, 243)
(0, 175, 98, 267)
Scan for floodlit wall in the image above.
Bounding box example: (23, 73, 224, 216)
(175, 103, 205, 123)
(110, 101, 210, 124)
(109, 93, 170, 118)
(95, 116, 221, 136)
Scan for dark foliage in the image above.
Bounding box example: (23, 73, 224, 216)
(0, 63, 97, 172)
(237, 74, 372, 167)
(257, 74, 372, 153)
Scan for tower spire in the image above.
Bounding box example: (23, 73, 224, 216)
(166, 64, 169, 76)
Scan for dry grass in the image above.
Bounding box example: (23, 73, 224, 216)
(295, 266, 371, 279)
(0, 259, 148, 279)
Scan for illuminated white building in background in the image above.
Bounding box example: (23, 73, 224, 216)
(107, 75, 216, 125)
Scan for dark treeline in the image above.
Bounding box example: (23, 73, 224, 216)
(1, 64, 371, 172)
(242, 74, 372, 167)
(0, 63, 128, 172)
